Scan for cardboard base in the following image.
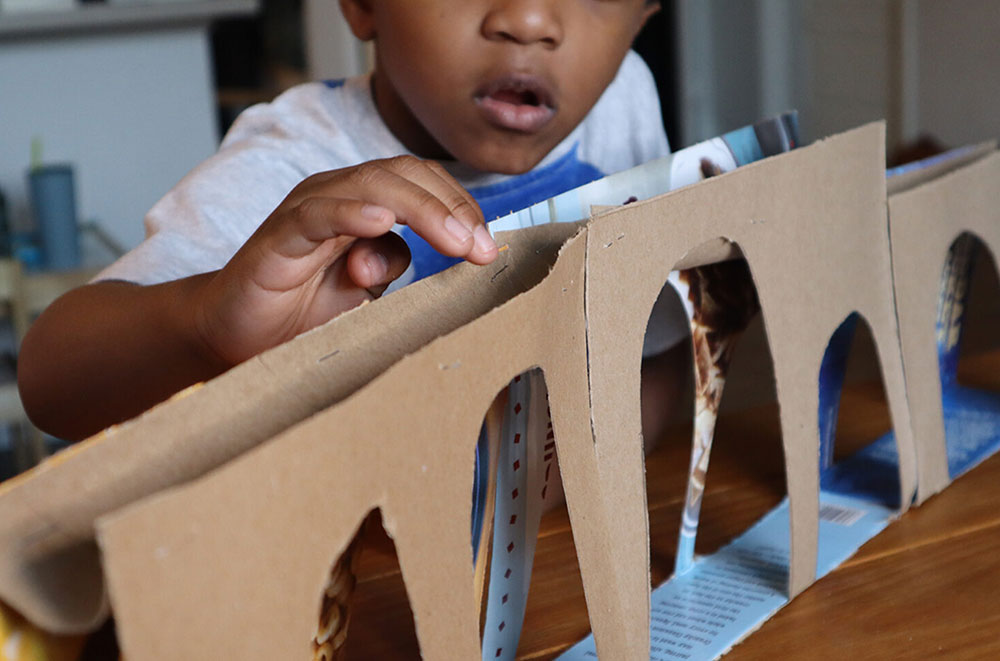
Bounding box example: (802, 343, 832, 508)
(559, 383, 1000, 660)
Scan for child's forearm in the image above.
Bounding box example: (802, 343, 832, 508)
(17, 157, 497, 443)
(17, 275, 229, 441)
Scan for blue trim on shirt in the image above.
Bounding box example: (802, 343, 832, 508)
(468, 143, 604, 221)
(401, 144, 604, 280)
(324, 79, 346, 89)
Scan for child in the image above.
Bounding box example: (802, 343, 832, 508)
(18, 0, 686, 444)
(10, 3, 691, 658)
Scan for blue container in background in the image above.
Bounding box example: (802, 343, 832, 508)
(28, 164, 80, 270)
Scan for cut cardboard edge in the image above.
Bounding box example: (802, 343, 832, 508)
(0, 221, 583, 634)
(590, 205, 743, 269)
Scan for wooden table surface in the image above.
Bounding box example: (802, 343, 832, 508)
(343, 351, 1000, 660)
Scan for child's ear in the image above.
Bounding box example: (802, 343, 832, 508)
(339, 0, 376, 41)
(641, 1, 661, 26)
(633, 1, 660, 37)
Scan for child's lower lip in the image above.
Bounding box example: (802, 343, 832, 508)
(475, 96, 555, 133)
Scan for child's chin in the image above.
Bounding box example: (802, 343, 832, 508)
(458, 144, 548, 176)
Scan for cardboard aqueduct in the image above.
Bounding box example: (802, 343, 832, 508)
(0, 122, 998, 659)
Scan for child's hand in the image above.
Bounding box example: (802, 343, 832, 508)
(193, 156, 498, 366)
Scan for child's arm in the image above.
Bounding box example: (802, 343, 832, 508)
(18, 156, 497, 441)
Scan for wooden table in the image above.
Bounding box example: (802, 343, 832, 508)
(343, 351, 1000, 660)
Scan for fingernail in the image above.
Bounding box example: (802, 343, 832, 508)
(473, 225, 497, 256)
(362, 204, 392, 223)
(367, 252, 389, 282)
(444, 216, 473, 244)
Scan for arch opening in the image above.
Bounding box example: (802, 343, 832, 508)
(326, 367, 588, 661)
(474, 369, 590, 661)
(329, 509, 420, 660)
(642, 247, 788, 579)
(637, 246, 791, 659)
(816, 313, 900, 509)
(812, 312, 911, 585)
(937, 233, 1000, 480)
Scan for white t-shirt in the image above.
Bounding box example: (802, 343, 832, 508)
(97, 50, 688, 353)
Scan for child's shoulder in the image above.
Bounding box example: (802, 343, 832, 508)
(221, 75, 403, 165)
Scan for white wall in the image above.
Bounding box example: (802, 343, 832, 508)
(799, 0, 895, 145)
(0, 27, 219, 255)
(303, 0, 370, 81)
(675, 0, 762, 146)
(677, 0, 999, 153)
(917, 0, 1000, 147)
(675, 0, 802, 147)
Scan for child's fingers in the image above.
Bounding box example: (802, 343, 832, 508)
(344, 232, 412, 292)
(415, 160, 500, 265)
(419, 159, 485, 226)
(313, 165, 469, 260)
(377, 157, 497, 265)
(266, 197, 398, 260)
(321, 157, 495, 265)
(277, 157, 496, 266)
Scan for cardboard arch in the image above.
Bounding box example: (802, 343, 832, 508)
(888, 150, 1000, 502)
(96, 231, 644, 660)
(584, 124, 917, 622)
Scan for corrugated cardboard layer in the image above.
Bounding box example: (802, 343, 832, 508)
(0, 221, 582, 634)
(97, 232, 604, 661)
(889, 149, 1000, 502)
(582, 122, 917, 654)
(94, 123, 925, 660)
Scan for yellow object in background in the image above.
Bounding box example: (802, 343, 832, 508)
(0, 603, 84, 661)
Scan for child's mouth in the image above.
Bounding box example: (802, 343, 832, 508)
(474, 76, 556, 134)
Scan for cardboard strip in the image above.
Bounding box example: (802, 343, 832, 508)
(886, 141, 996, 196)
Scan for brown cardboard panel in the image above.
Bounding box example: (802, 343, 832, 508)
(888, 150, 1000, 503)
(681, 142, 999, 413)
(0, 221, 581, 634)
(582, 122, 917, 640)
(97, 232, 619, 660)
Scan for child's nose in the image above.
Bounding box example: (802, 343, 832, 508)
(481, 0, 564, 49)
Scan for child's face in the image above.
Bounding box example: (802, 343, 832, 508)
(342, 0, 657, 174)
